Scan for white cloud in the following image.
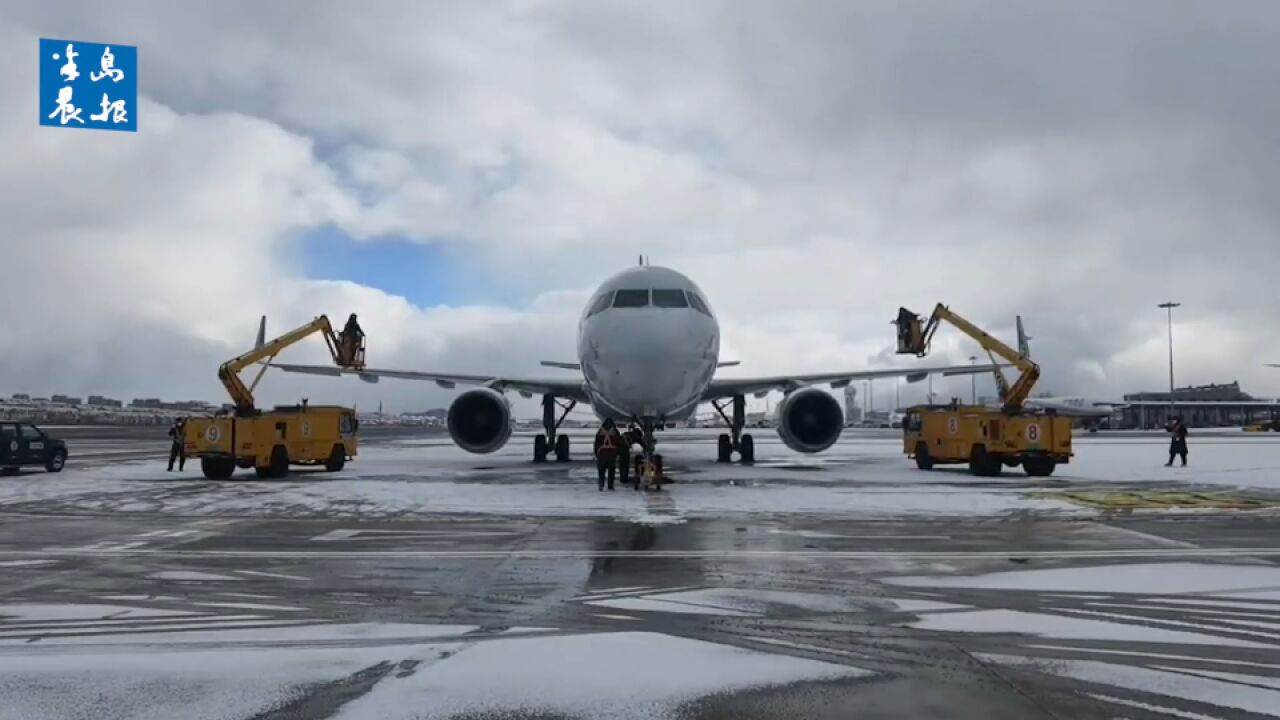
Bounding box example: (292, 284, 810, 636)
(3, 1, 1280, 415)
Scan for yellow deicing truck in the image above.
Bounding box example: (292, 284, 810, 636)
(184, 316, 366, 480)
(893, 304, 1072, 477)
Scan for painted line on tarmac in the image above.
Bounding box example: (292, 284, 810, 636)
(6, 547, 1280, 560)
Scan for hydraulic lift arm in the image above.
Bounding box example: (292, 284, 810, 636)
(219, 315, 366, 414)
(893, 304, 1039, 412)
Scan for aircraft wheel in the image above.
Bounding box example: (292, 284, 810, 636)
(716, 434, 732, 463)
(533, 434, 549, 463)
(555, 434, 570, 462)
(738, 434, 755, 464)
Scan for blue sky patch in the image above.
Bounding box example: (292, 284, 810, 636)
(296, 228, 461, 307)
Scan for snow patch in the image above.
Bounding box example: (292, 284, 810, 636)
(331, 631, 870, 720)
(908, 608, 1276, 648)
(0, 621, 479, 647)
(980, 654, 1280, 717)
(149, 571, 241, 582)
(887, 562, 1280, 595)
(0, 604, 198, 622)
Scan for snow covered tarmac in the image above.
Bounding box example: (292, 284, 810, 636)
(0, 427, 1278, 718)
(3, 428, 1279, 522)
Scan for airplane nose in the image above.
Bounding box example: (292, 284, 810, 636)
(594, 316, 708, 416)
(607, 355, 687, 407)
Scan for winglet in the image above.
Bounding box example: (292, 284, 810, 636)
(255, 316, 266, 351)
(1016, 315, 1031, 359)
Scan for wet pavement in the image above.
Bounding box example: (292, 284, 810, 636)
(1, 428, 1279, 719)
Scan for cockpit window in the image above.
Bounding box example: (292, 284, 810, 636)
(612, 289, 650, 308)
(651, 289, 688, 308)
(586, 292, 613, 317)
(687, 291, 711, 316)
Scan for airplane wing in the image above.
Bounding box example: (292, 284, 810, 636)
(270, 363, 592, 403)
(1025, 403, 1119, 418)
(701, 364, 1005, 401)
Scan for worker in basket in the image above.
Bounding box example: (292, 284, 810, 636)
(339, 313, 364, 366)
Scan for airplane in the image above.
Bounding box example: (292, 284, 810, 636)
(272, 262, 1002, 464)
(1014, 315, 1126, 430)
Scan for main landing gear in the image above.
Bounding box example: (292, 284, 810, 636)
(712, 395, 755, 464)
(534, 394, 575, 463)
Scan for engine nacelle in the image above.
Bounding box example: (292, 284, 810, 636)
(447, 388, 512, 454)
(775, 387, 843, 453)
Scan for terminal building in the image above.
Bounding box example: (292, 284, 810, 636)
(1119, 381, 1278, 429)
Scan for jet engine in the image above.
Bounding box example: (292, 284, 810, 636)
(447, 388, 512, 454)
(775, 387, 843, 453)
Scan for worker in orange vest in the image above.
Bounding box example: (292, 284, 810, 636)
(593, 418, 622, 491)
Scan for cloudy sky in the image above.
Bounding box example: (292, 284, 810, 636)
(3, 0, 1279, 415)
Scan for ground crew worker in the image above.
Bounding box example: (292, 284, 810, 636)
(167, 418, 187, 472)
(1165, 415, 1189, 467)
(593, 418, 622, 491)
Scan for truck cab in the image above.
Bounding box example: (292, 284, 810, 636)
(0, 422, 69, 473)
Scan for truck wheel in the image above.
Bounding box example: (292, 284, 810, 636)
(201, 457, 234, 480)
(717, 434, 732, 463)
(555, 434, 570, 462)
(45, 450, 66, 473)
(325, 444, 346, 472)
(738, 434, 755, 464)
(269, 446, 290, 478)
(533, 434, 549, 463)
(984, 456, 1003, 477)
(915, 443, 933, 470)
(1024, 457, 1056, 477)
(969, 446, 999, 476)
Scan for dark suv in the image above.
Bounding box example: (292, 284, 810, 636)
(0, 422, 68, 473)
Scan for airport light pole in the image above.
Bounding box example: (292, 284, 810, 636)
(969, 355, 977, 404)
(1158, 301, 1181, 419)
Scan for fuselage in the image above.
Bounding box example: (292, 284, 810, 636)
(577, 266, 719, 422)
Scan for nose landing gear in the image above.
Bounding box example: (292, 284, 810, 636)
(712, 395, 755, 464)
(632, 419, 666, 491)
